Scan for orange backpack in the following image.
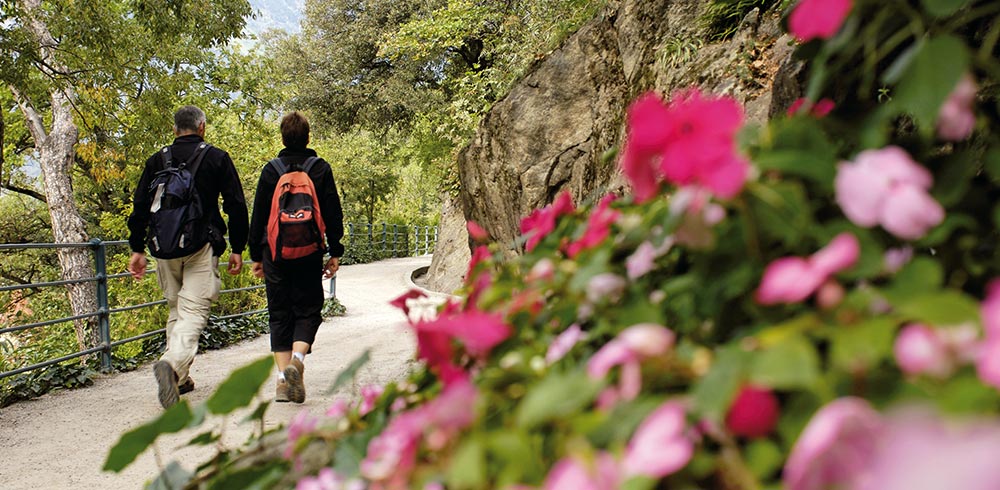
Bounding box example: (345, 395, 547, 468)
(266, 156, 327, 261)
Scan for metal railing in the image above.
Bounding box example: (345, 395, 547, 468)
(346, 223, 438, 257)
(0, 239, 265, 380)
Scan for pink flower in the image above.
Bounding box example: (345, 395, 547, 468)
(787, 97, 836, 117)
(587, 324, 674, 402)
(756, 232, 859, 305)
(527, 258, 555, 283)
(620, 90, 749, 201)
(521, 191, 575, 251)
(389, 289, 428, 319)
(423, 310, 512, 358)
(815, 280, 845, 310)
(788, 0, 853, 42)
(296, 468, 358, 490)
(626, 238, 674, 280)
(725, 385, 780, 438)
(858, 409, 1000, 490)
(565, 194, 620, 258)
(883, 246, 914, 274)
(285, 409, 320, 460)
(894, 324, 951, 377)
(835, 146, 944, 240)
(360, 410, 424, 484)
(937, 73, 977, 141)
(585, 273, 627, 304)
(983, 280, 1000, 337)
(544, 453, 621, 490)
(784, 397, 882, 490)
(546, 324, 585, 365)
(466, 245, 491, 281)
(624, 401, 694, 478)
(326, 399, 349, 418)
(466, 220, 490, 242)
(359, 385, 384, 417)
(977, 338, 1000, 390)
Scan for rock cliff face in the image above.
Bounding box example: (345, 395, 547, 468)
(425, 0, 802, 293)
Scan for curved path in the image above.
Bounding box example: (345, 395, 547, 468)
(0, 256, 441, 490)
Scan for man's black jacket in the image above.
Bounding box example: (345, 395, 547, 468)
(248, 147, 345, 263)
(127, 134, 249, 256)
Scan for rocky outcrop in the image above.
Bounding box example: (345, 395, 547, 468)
(427, 0, 804, 289)
(423, 195, 471, 294)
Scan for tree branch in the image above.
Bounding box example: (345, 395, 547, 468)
(0, 182, 47, 203)
(9, 85, 47, 145)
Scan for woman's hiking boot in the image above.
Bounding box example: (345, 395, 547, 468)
(284, 358, 306, 404)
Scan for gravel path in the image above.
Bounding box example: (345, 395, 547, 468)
(0, 256, 440, 490)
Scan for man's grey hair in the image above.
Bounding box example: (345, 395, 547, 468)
(174, 105, 206, 132)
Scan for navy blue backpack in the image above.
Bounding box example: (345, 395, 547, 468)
(146, 143, 211, 259)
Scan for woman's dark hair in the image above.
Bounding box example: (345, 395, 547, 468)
(280, 112, 310, 149)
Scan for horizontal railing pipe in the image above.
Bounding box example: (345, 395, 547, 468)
(0, 311, 102, 335)
(0, 344, 107, 380)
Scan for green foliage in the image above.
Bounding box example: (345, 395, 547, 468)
(322, 296, 347, 319)
(699, 0, 786, 41)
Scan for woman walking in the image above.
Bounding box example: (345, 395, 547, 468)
(249, 112, 344, 403)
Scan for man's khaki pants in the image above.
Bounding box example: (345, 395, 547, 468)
(156, 244, 220, 383)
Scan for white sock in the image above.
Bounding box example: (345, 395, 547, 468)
(292, 352, 305, 363)
(277, 371, 286, 382)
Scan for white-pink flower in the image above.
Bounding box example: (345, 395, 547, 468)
(937, 73, 977, 141)
(543, 452, 621, 490)
(835, 146, 944, 240)
(623, 400, 694, 478)
(546, 324, 585, 365)
(285, 409, 320, 460)
(894, 324, 951, 377)
(784, 397, 883, 490)
(359, 385, 384, 417)
(587, 324, 675, 403)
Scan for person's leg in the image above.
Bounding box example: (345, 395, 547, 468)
(165, 244, 218, 385)
(264, 253, 295, 401)
(153, 255, 183, 408)
(284, 253, 324, 403)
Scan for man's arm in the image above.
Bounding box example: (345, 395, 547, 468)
(218, 151, 249, 273)
(126, 153, 159, 254)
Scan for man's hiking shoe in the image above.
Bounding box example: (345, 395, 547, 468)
(178, 378, 195, 395)
(154, 361, 179, 409)
(284, 359, 306, 404)
(275, 379, 290, 402)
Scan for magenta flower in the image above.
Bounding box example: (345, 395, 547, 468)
(835, 146, 944, 240)
(389, 289, 428, 319)
(360, 409, 424, 484)
(358, 385, 384, 417)
(937, 73, 977, 141)
(756, 232, 859, 305)
(566, 194, 620, 258)
(623, 400, 694, 478)
(466, 245, 491, 281)
(521, 191, 575, 251)
(285, 409, 320, 460)
(466, 220, 490, 243)
(784, 397, 882, 490)
(620, 90, 749, 201)
(424, 310, 511, 358)
(788, 0, 853, 42)
(788, 97, 837, 117)
(546, 324, 585, 365)
(544, 453, 621, 490)
(725, 385, 780, 438)
(894, 324, 951, 377)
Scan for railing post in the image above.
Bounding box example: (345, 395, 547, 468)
(392, 224, 398, 256)
(381, 222, 387, 254)
(423, 226, 429, 255)
(91, 238, 112, 373)
(367, 223, 373, 248)
(348, 223, 354, 245)
(432, 226, 438, 254)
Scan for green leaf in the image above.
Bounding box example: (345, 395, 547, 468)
(104, 401, 194, 472)
(935, 373, 1000, 414)
(933, 151, 978, 207)
(148, 461, 193, 490)
(984, 149, 1000, 184)
(692, 345, 748, 421)
(207, 464, 286, 490)
(187, 430, 219, 446)
(447, 437, 486, 489)
(206, 356, 274, 415)
(891, 35, 969, 133)
(745, 439, 783, 480)
(326, 349, 372, 394)
(586, 397, 661, 447)
(920, 0, 971, 18)
(516, 371, 602, 428)
(894, 290, 981, 325)
(488, 432, 542, 486)
(829, 317, 897, 372)
(241, 401, 271, 425)
(749, 336, 821, 390)
(622, 476, 658, 490)
(883, 257, 943, 303)
(748, 181, 815, 246)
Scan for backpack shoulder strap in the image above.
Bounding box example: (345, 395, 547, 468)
(302, 156, 320, 174)
(160, 146, 173, 169)
(268, 157, 288, 176)
(186, 142, 211, 177)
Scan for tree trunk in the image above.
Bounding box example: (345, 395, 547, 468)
(14, 0, 100, 354)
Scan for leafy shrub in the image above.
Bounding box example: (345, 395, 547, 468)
(115, 1, 1000, 489)
(322, 296, 347, 319)
(0, 362, 95, 408)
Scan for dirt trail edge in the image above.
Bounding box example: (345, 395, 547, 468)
(0, 256, 440, 490)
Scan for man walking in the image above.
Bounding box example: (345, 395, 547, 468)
(127, 105, 249, 408)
